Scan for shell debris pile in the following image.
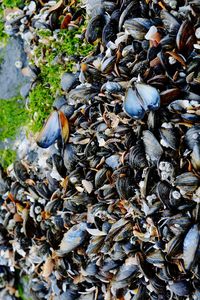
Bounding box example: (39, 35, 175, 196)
(1, 0, 200, 299)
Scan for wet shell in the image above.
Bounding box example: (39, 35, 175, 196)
(175, 172, 199, 193)
(183, 224, 199, 270)
(36, 111, 60, 148)
(124, 83, 160, 119)
(58, 223, 87, 255)
(143, 130, 163, 165)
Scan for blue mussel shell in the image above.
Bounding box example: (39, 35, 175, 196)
(124, 83, 160, 119)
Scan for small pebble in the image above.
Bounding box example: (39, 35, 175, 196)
(15, 60, 23, 69)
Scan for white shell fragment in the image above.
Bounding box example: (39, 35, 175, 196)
(145, 25, 158, 40)
(82, 179, 93, 194)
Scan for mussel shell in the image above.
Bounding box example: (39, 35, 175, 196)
(160, 11, 180, 35)
(86, 236, 104, 255)
(101, 81, 122, 93)
(176, 20, 196, 56)
(116, 176, 135, 199)
(183, 224, 199, 271)
(102, 259, 121, 272)
(149, 276, 166, 294)
(61, 72, 79, 92)
(52, 153, 67, 177)
(52, 96, 67, 110)
(133, 284, 149, 300)
(143, 130, 163, 165)
(185, 125, 200, 150)
(102, 19, 118, 46)
(156, 181, 171, 209)
(146, 249, 165, 265)
(175, 172, 199, 193)
(118, 0, 140, 31)
(58, 222, 88, 255)
(58, 110, 70, 146)
(85, 14, 106, 44)
(166, 234, 183, 259)
(114, 262, 138, 281)
(68, 84, 98, 104)
(59, 291, 79, 300)
(13, 161, 29, 183)
(63, 143, 77, 171)
(123, 18, 152, 40)
(36, 111, 60, 148)
(181, 113, 200, 122)
(124, 83, 160, 119)
(124, 87, 146, 119)
(129, 141, 148, 169)
(103, 1, 117, 14)
(95, 168, 109, 189)
(169, 280, 190, 296)
(35, 182, 52, 200)
(160, 127, 179, 150)
(135, 83, 160, 111)
(101, 55, 116, 73)
(191, 143, 200, 170)
(84, 261, 98, 276)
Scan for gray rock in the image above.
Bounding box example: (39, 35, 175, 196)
(0, 36, 30, 99)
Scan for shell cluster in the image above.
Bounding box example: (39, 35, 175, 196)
(1, 0, 200, 299)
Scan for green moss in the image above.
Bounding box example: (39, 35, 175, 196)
(28, 83, 54, 133)
(0, 0, 25, 44)
(28, 25, 95, 132)
(0, 149, 16, 168)
(0, 6, 8, 44)
(0, 96, 28, 140)
(2, 0, 24, 8)
(52, 27, 95, 57)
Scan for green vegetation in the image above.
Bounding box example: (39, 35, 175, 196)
(0, 96, 28, 140)
(0, 6, 7, 44)
(0, 149, 16, 168)
(0, 0, 26, 169)
(28, 25, 95, 132)
(28, 83, 54, 133)
(0, 3, 95, 168)
(0, 96, 28, 168)
(2, 0, 24, 8)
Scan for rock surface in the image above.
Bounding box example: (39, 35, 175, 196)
(0, 36, 29, 99)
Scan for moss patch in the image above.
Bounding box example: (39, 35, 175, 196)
(0, 6, 7, 45)
(28, 83, 54, 133)
(28, 25, 95, 132)
(0, 149, 16, 168)
(0, 96, 28, 140)
(0, 96, 28, 168)
(2, 0, 24, 8)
